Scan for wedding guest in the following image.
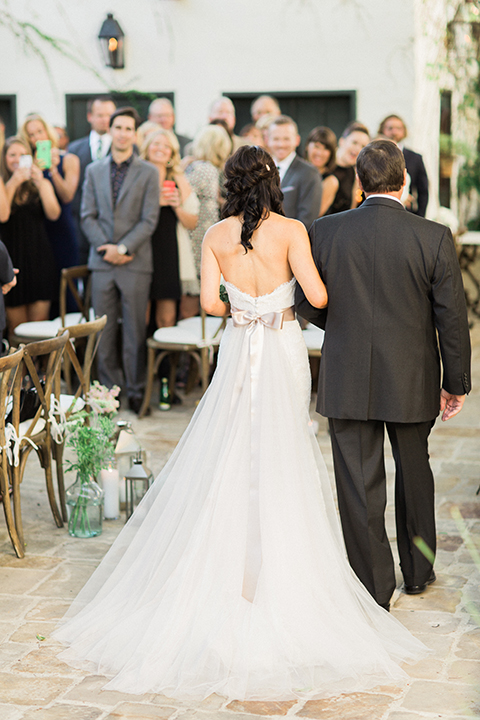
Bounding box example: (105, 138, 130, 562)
(378, 114, 429, 217)
(20, 113, 80, 312)
(184, 125, 231, 285)
(82, 107, 159, 415)
(141, 129, 199, 327)
(323, 121, 370, 216)
(239, 123, 265, 147)
(250, 94, 281, 122)
(136, 121, 161, 150)
(68, 96, 117, 265)
(208, 97, 246, 154)
(0, 136, 58, 332)
(268, 115, 322, 229)
(304, 126, 338, 217)
(148, 98, 192, 157)
(54, 124, 69, 151)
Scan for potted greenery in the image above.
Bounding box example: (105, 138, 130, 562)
(64, 382, 120, 538)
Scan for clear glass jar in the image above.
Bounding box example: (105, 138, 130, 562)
(65, 474, 105, 538)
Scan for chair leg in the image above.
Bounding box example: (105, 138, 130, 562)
(200, 347, 209, 393)
(139, 346, 157, 419)
(11, 462, 25, 552)
(0, 464, 24, 558)
(53, 441, 67, 522)
(42, 439, 64, 529)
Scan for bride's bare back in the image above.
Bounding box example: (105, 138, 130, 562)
(201, 211, 327, 315)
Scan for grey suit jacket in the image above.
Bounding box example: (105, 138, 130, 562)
(281, 156, 322, 230)
(68, 136, 94, 217)
(81, 155, 159, 274)
(295, 196, 471, 423)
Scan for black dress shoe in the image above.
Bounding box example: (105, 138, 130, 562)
(403, 570, 436, 595)
(128, 396, 150, 416)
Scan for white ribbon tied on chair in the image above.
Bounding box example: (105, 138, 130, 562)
(3, 423, 38, 467)
(231, 305, 292, 603)
(48, 396, 66, 444)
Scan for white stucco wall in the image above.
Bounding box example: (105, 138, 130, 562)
(1, 0, 417, 141)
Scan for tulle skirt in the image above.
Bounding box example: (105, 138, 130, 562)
(54, 319, 428, 700)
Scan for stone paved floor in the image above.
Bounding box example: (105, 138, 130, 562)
(0, 314, 479, 720)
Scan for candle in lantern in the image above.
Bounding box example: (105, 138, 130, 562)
(100, 466, 120, 519)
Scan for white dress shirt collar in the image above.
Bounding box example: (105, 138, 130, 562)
(89, 130, 112, 161)
(365, 193, 404, 206)
(275, 151, 297, 182)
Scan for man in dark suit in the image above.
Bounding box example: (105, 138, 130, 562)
(378, 114, 429, 217)
(296, 139, 471, 610)
(148, 98, 192, 157)
(68, 96, 117, 264)
(81, 107, 159, 414)
(268, 116, 322, 229)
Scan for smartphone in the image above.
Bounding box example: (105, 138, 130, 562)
(36, 140, 52, 170)
(163, 180, 176, 191)
(18, 155, 33, 169)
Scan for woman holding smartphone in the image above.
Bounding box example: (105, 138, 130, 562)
(19, 114, 80, 314)
(0, 136, 58, 332)
(141, 129, 198, 328)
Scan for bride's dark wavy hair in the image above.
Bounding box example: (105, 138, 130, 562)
(221, 145, 284, 252)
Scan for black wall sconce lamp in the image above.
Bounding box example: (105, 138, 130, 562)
(98, 13, 125, 69)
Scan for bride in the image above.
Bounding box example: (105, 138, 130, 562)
(54, 145, 427, 701)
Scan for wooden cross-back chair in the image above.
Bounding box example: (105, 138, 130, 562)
(53, 315, 107, 521)
(12, 265, 92, 348)
(10, 334, 70, 553)
(139, 309, 227, 418)
(0, 348, 26, 557)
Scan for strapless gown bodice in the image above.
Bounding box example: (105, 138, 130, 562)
(54, 278, 428, 701)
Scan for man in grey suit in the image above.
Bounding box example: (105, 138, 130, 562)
(69, 96, 117, 264)
(296, 140, 471, 610)
(81, 107, 159, 414)
(268, 116, 322, 230)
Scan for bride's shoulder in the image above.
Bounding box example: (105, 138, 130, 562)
(203, 217, 239, 245)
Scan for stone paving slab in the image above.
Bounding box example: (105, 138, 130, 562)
(0, 316, 477, 719)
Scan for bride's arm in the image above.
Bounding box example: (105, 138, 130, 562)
(200, 229, 228, 316)
(288, 221, 327, 310)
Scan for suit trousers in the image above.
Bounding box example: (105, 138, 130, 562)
(328, 417, 436, 605)
(91, 268, 151, 401)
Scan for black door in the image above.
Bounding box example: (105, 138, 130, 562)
(0, 96, 17, 138)
(228, 91, 356, 146)
(65, 92, 175, 141)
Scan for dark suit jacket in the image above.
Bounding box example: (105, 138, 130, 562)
(281, 156, 322, 230)
(81, 155, 159, 274)
(295, 196, 471, 423)
(403, 147, 429, 217)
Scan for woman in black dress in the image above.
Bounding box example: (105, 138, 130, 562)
(304, 126, 338, 217)
(322, 121, 370, 216)
(0, 136, 58, 332)
(141, 129, 198, 328)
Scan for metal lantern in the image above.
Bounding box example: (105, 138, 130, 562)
(98, 13, 125, 69)
(124, 453, 153, 520)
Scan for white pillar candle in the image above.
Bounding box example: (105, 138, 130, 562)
(100, 467, 120, 519)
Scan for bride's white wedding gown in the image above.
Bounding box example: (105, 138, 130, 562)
(54, 278, 428, 700)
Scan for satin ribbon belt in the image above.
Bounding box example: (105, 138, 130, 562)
(231, 306, 293, 330)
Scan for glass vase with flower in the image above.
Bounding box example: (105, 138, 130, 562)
(65, 382, 120, 538)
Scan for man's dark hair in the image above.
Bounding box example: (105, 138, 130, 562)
(109, 106, 141, 130)
(356, 139, 405, 194)
(87, 96, 117, 113)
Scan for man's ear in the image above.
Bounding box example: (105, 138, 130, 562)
(356, 172, 364, 193)
(295, 134, 301, 149)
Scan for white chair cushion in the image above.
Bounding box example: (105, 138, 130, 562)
(19, 418, 45, 436)
(153, 317, 223, 346)
(58, 394, 85, 414)
(14, 309, 96, 339)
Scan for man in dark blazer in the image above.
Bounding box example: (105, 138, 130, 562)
(378, 114, 429, 217)
(69, 96, 117, 264)
(296, 139, 471, 610)
(148, 98, 192, 157)
(268, 116, 322, 229)
(81, 107, 159, 414)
